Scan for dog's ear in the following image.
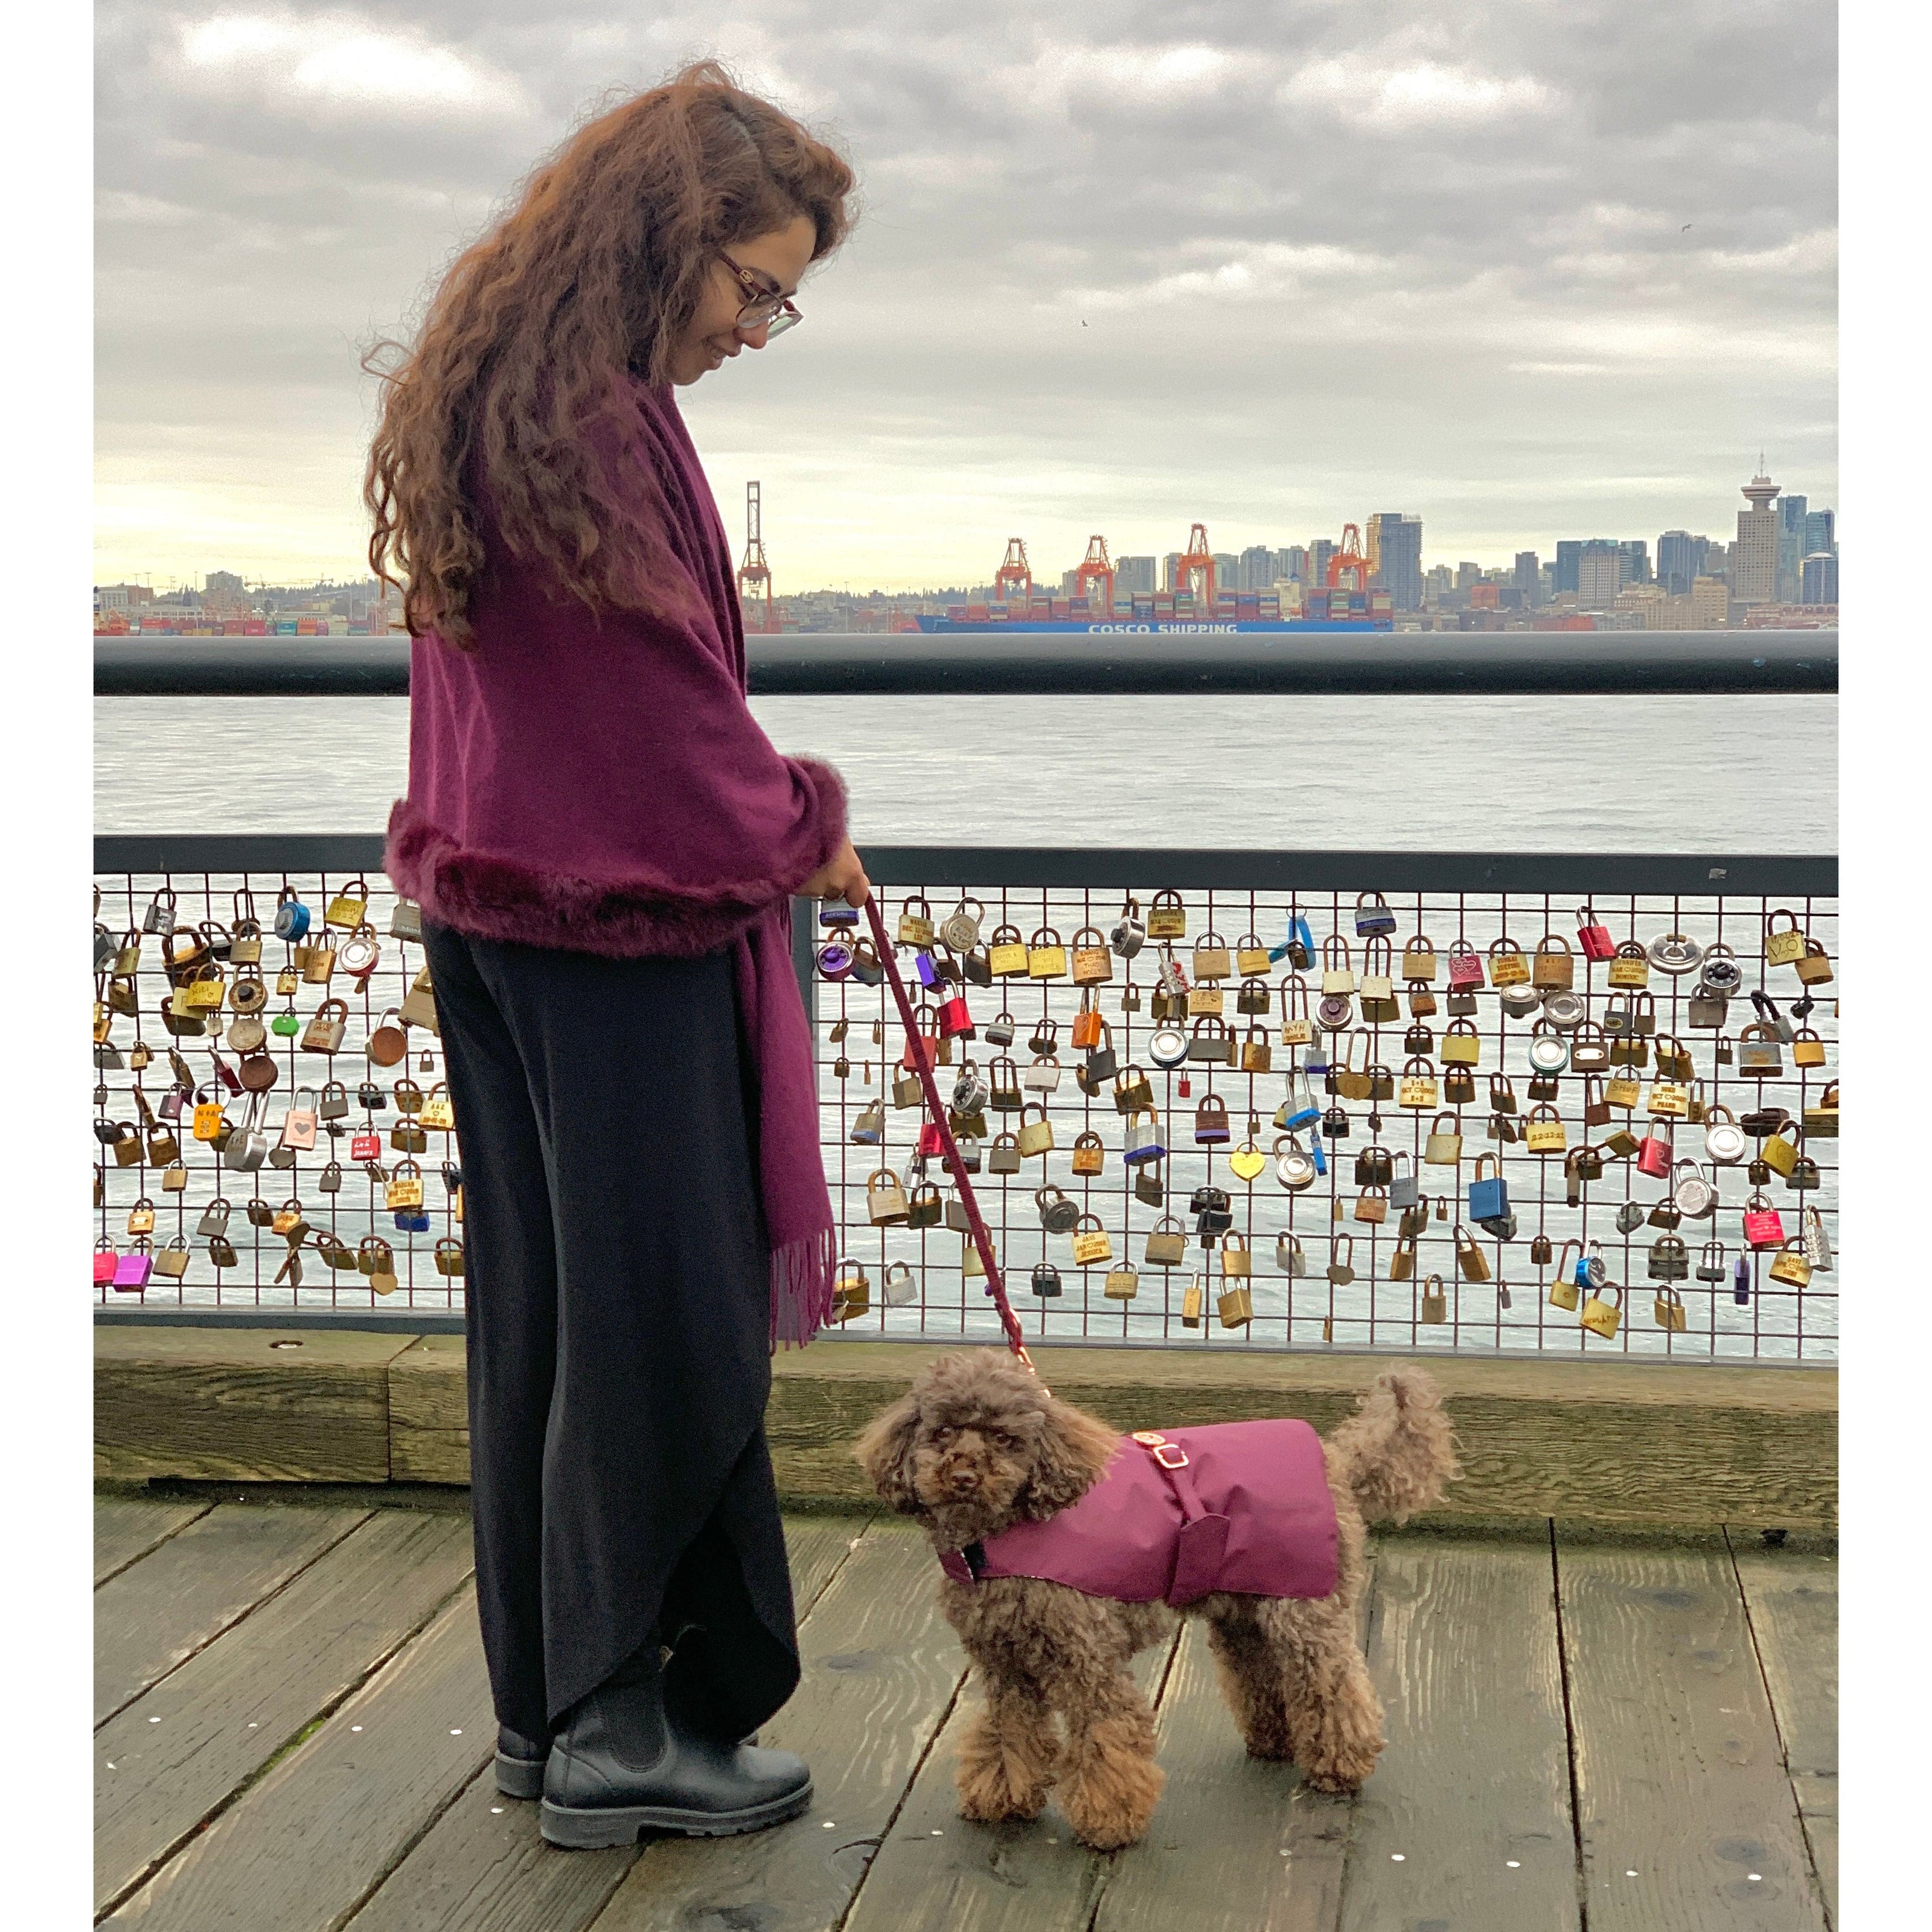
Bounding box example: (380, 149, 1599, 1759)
(1017, 1393, 1122, 1517)
(853, 1393, 925, 1515)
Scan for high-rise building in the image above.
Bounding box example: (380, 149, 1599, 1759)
(1657, 531, 1704, 596)
(1690, 577, 1730, 628)
(1801, 553, 1838, 605)
(1577, 540, 1621, 609)
(1212, 553, 1239, 593)
(1366, 513, 1423, 611)
(1116, 555, 1157, 597)
(1617, 540, 1650, 587)
(1163, 552, 1183, 592)
(1804, 509, 1835, 557)
(1513, 552, 1541, 606)
(1424, 564, 1453, 604)
(1776, 494, 1809, 604)
(1455, 560, 1482, 591)
(1238, 545, 1278, 592)
(1553, 541, 1582, 595)
(1734, 470, 1781, 604)
(1308, 539, 1335, 587)
(1280, 545, 1310, 583)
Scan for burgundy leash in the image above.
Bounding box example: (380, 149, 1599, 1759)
(860, 894, 1042, 1384)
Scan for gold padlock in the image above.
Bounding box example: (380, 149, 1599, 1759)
(1016, 1104, 1054, 1157)
(1419, 1275, 1448, 1324)
(986, 924, 1029, 976)
(1580, 1285, 1623, 1339)
(1768, 1242, 1812, 1287)
(1654, 1287, 1688, 1332)
(1217, 1282, 1253, 1328)
(1180, 1273, 1205, 1328)
(1764, 909, 1807, 967)
(1026, 927, 1067, 979)
(1104, 1262, 1139, 1300)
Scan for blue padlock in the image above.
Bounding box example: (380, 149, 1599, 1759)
(1575, 1241, 1608, 1290)
(1732, 1253, 1751, 1305)
(1309, 1128, 1328, 1179)
(272, 888, 311, 942)
(1354, 892, 1398, 938)
(913, 951, 942, 990)
(1278, 1070, 1320, 1131)
(1268, 913, 1315, 970)
(1467, 1152, 1509, 1224)
(394, 1206, 430, 1234)
(818, 903, 859, 928)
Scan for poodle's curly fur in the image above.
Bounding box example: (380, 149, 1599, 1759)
(854, 1349, 1459, 1850)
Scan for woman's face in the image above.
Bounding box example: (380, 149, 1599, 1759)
(665, 213, 817, 386)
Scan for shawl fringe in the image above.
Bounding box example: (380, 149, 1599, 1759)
(770, 1223, 839, 1352)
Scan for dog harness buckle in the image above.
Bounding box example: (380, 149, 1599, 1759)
(1133, 1430, 1189, 1470)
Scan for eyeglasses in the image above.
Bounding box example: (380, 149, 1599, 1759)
(715, 249, 802, 339)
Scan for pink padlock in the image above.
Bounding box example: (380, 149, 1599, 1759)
(94, 1241, 118, 1286)
(1635, 1118, 1674, 1179)
(1742, 1199, 1786, 1250)
(113, 1244, 154, 1291)
(1577, 906, 1616, 962)
(1445, 940, 1485, 990)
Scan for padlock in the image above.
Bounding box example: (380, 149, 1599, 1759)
(1399, 1059, 1439, 1110)
(1653, 1286, 1688, 1332)
(866, 1168, 911, 1224)
(1671, 1160, 1718, 1219)
(895, 894, 936, 948)
(1741, 1195, 1785, 1249)
(938, 897, 985, 953)
(1580, 1284, 1622, 1339)
(1790, 1026, 1827, 1069)
(1419, 1275, 1449, 1325)
(1071, 1214, 1113, 1265)
(1354, 891, 1397, 938)
(1695, 1239, 1728, 1284)
(1802, 1081, 1838, 1139)
(281, 1087, 319, 1151)
(1736, 1023, 1784, 1078)
(1768, 1240, 1811, 1288)
(1440, 1018, 1482, 1067)
(1273, 1133, 1317, 1191)
(1144, 1217, 1188, 1267)
(1423, 1112, 1462, 1166)
(1467, 1152, 1508, 1224)
(1576, 906, 1615, 961)
(1646, 931, 1703, 977)
(1794, 938, 1834, 986)
(987, 1131, 1022, 1175)
(1193, 1094, 1231, 1145)
(1532, 934, 1575, 990)
(270, 1195, 310, 1239)
(1016, 1103, 1054, 1158)
(1030, 1261, 1064, 1299)
(1634, 1117, 1674, 1179)
(1102, 1258, 1140, 1301)
(1802, 1206, 1833, 1273)
(385, 1160, 425, 1210)
(1035, 1183, 1080, 1234)
(1453, 1224, 1491, 1282)
(1326, 1235, 1356, 1285)
(1763, 908, 1807, 968)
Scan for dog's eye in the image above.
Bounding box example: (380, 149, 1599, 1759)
(931, 1426, 953, 1444)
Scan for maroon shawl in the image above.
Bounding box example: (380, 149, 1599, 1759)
(384, 376, 844, 1348)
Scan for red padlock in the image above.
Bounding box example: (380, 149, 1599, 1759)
(901, 1030, 939, 1073)
(938, 992, 974, 1038)
(917, 1122, 947, 1158)
(1445, 940, 1485, 990)
(1742, 1198, 1786, 1249)
(94, 1240, 119, 1286)
(1577, 905, 1616, 962)
(351, 1132, 382, 1162)
(1635, 1117, 1674, 1179)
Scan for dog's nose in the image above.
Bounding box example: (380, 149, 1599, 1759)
(947, 1467, 980, 1492)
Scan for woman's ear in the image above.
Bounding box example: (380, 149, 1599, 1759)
(852, 1393, 925, 1515)
(1018, 1395, 1121, 1517)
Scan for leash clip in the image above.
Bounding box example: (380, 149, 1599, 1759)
(1133, 1429, 1189, 1470)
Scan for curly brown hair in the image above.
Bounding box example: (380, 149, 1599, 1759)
(360, 60, 855, 647)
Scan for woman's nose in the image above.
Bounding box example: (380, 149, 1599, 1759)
(737, 321, 773, 350)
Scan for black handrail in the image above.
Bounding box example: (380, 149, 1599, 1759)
(95, 630, 1838, 698)
(92, 836, 1837, 898)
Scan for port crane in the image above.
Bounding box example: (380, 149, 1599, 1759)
(736, 481, 776, 634)
(1175, 523, 1215, 604)
(1326, 523, 1371, 592)
(993, 538, 1032, 604)
(1074, 536, 1115, 617)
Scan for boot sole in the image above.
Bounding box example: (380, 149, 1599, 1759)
(538, 1779, 811, 1848)
(494, 1750, 548, 1800)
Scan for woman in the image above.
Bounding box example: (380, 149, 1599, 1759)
(363, 63, 868, 1850)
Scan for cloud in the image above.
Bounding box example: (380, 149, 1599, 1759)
(170, 8, 534, 119)
(1281, 57, 1563, 129)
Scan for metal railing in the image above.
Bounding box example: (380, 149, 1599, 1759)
(95, 630, 1838, 699)
(92, 841, 1837, 1361)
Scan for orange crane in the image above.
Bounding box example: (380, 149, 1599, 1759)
(1176, 522, 1215, 605)
(1326, 523, 1371, 592)
(994, 538, 1032, 604)
(1074, 535, 1115, 616)
(737, 481, 776, 634)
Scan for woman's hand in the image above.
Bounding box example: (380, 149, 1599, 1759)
(801, 838, 871, 908)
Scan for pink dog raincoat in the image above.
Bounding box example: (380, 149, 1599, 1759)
(937, 1418, 1339, 1606)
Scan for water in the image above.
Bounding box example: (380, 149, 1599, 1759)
(95, 694, 1837, 850)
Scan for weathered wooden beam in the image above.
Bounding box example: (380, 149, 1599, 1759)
(94, 1332, 1837, 1531)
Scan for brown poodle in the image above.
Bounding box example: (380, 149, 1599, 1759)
(854, 1348, 1457, 1850)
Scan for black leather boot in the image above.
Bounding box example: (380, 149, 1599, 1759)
(539, 1641, 811, 1847)
(494, 1724, 550, 1800)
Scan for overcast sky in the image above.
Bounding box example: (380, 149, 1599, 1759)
(95, 1, 1837, 593)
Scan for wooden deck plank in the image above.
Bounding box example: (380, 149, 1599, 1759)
(95, 1495, 212, 1584)
(339, 1514, 878, 1932)
(105, 1590, 494, 1930)
(94, 1509, 474, 1914)
(1732, 1540, 1838, 1925)
(1339, 1539, 1579, 1932)
(1557, 1540, 1828, 1931)
(95, 1503, 369, 1725)
(587, 1523, 964, 1932)
(1091, 1616, 1349, 1932)
(839, 1622, 1179, 1932)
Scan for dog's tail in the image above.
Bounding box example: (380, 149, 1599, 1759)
(1326, 1369, 1459, 1525)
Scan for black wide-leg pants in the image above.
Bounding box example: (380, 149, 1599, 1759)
(421, 921, 802, 1741)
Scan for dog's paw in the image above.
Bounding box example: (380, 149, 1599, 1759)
(1241, 1727, 1294, 1762)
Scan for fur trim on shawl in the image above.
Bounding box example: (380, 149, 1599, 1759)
(383, 761, 847, 960)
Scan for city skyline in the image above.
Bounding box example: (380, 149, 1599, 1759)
(96, 2, 1835, 590)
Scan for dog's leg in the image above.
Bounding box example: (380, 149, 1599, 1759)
(1203, 1596, 1295, 1761)
(1054, 1667, 1165, 1851)
(956, 1670, 1061, 1824)
(1265, 1598, 1386, 1793)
